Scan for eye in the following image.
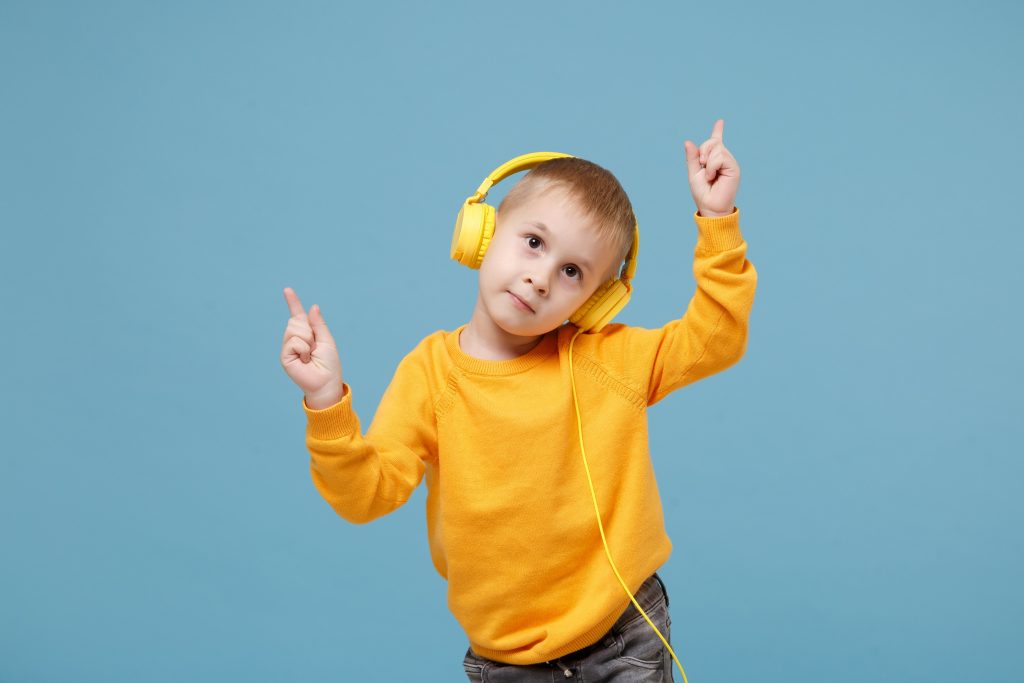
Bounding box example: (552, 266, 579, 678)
(524, 235, 583, 282)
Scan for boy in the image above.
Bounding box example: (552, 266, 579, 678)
(280, 119, 756, 681)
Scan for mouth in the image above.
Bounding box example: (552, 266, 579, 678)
(508, 291, 535, 313)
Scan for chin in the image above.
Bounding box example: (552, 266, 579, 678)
(496, 317, 563, 338)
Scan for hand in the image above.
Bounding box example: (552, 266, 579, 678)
(684, 118, 741, 217)
(280, 287, 345, 406)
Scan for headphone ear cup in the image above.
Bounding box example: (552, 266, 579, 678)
(569, 279, 632, 333)
(451, 201, 496, 269)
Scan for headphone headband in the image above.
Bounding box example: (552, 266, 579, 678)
(469, 152, 573, 202)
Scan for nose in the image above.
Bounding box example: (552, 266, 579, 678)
(524, 271, 548, 296)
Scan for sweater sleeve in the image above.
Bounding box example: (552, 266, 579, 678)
(613, 206, 757, 406)
(302, 348, 437, 524)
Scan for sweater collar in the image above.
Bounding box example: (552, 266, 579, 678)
(445, 323, 559, 375)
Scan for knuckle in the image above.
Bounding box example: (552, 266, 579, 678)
(287, 323, 313, 339)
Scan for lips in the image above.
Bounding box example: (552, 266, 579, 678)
(508, 291, 535, 313)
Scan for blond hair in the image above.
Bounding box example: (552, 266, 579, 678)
(496, 157, 636, 282)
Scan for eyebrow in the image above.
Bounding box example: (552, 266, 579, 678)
(525, 220, 594, 273)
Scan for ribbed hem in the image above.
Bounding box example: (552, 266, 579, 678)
(469, 571, 656, 665)
(469, 610, 624, 665)
(302, 382, 360, 439)
(693, 205, 743, 253)
(444, 323, 559, 376)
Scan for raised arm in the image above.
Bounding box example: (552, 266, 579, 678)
(625, 118, 757, 404)
(631, 208, 756, 406)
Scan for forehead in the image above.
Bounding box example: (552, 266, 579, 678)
(506, 184, 588, 230)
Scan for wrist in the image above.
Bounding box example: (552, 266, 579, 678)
(698, 207, 735, 218)
(305, 382, 346, 410)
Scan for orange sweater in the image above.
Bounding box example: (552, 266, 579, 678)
(302, 207, 757, 665)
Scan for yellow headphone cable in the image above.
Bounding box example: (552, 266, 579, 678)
(568, 325, 688, 683)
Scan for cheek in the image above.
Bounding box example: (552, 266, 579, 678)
(479, 258, 510, 287)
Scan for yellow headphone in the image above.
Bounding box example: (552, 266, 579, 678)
(451, 152, 688, 682)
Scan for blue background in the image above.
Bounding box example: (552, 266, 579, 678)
(2, 1, 1021, 681)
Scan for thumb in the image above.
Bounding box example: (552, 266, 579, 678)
(310, 304, 337, 345)
(683, 140, 703, 179)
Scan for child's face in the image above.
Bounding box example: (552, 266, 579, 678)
(475, 186, 622, 338)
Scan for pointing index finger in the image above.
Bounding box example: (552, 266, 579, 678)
(283, 287, 308, 319)
(710, 118, 725, 140)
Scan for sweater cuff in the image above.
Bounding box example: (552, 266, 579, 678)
(302, 382, 361, 440)
(693, 205, 743, 253)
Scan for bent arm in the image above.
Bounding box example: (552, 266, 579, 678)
(623, 207, 758, 406)
(303, 354, 437, 524)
